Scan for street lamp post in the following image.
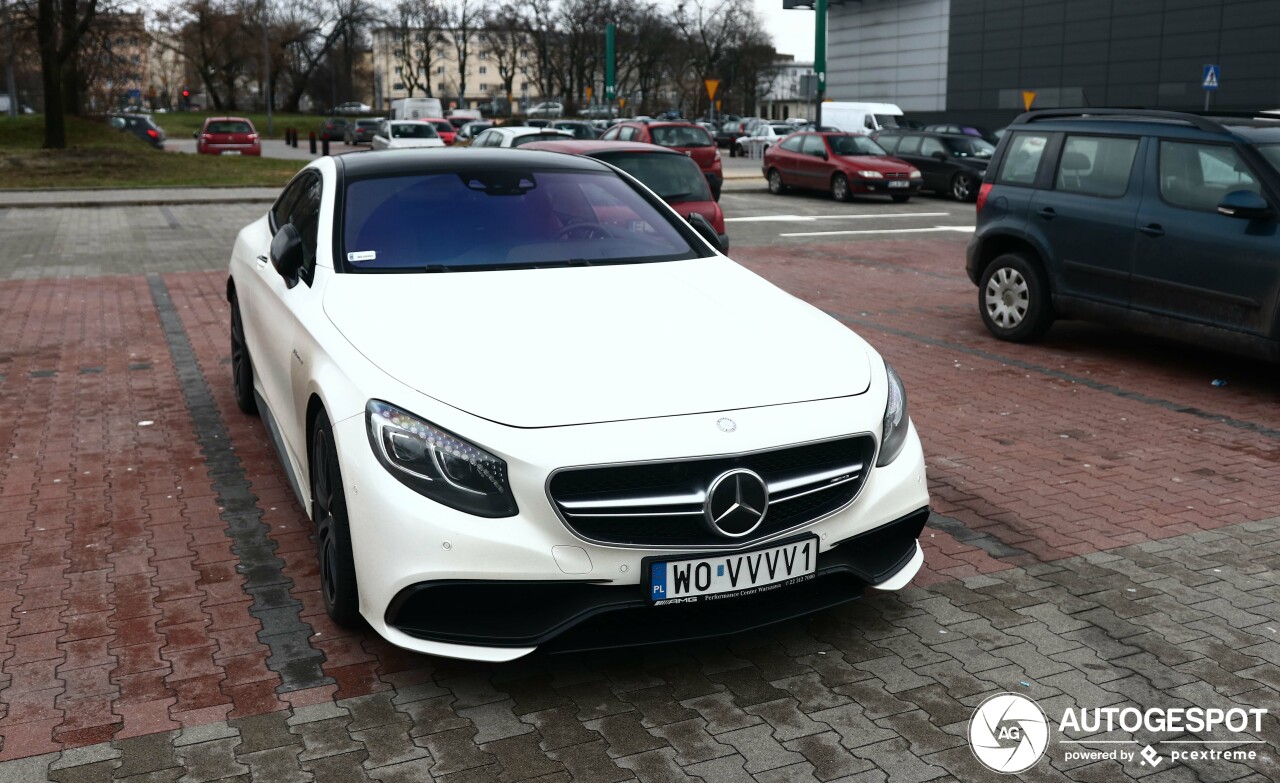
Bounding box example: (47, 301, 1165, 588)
(784, 0, 827, 126)
(260, 0, 272, 135)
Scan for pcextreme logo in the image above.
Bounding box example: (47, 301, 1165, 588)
(968, 693, 1270, 773)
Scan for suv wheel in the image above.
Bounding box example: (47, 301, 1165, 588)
(767, 169, 787, 195)
(951, 172, 977, 202)
(979, 253, 1053, 342)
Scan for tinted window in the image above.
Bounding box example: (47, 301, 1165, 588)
(291, 174, 323, 270)
(874, 114, 899, 129)
(801, 135, 828, 156)
(391, 123, 438, 138)
(1159, 141, 1262, 211)
(998, 133, 1049, 184)
(431, 121, 452, 133)
(876, 134, 900, 153)
(342, 170, 700, 271)
(897, 135, 921, 155)
(650, 126, 713, 147)
(943, 137, 994, 158)
(206, 121, 252, 134)
(779, 135, 804, 152)
(1259, 144, 1280, 174)
(598, 152, 712, 203)
(769, 125, 792, 135)
(511, 133, 573, 147)
(271, 176, 307, 233)
(920, 137, 946, 157)
(1055, 136, 1138, 198)
(829, 135, 885, 156)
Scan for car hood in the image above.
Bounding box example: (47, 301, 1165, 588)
(837, 155, 917, 174)
(324, 257, 873, 428)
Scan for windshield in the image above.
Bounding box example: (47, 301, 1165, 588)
(944, 137, 995, 158)
(357, 120, 379, 129)
(553, 123, 596, 139)
(874, 114, 900, 128)
(342, 170, 700, 271)
(770, 125, 792, 135)
(206, 121, 251, 134)
(431, 121, 453, 133)
(650, 126, 714, 147)
(829, 135, 886, 156)
(391, 123, 438, 139)
(511, 133, 572, 147)
(1258, 144, 1280, 173)
(596, 152, 712, 203)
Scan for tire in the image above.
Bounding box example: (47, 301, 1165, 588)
(978, 253, 1054, 342)
(831, 173, 851, 202)
(310, 412, 360, 627)
(230, 295, 257, 416)
(733, 144, 744, 158)
(951, 172, 978, 202)
(891, 194, 911, 203)
(767, 168, 787, 195)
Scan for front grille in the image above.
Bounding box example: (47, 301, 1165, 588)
(547, 435, 877, 547)
(885, 171, 910, 179)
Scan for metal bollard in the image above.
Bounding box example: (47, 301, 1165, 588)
(322, 138, 330, 156)
(309, 131, 317, 154)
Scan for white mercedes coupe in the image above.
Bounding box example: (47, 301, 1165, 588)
(227, 149, 930, 661)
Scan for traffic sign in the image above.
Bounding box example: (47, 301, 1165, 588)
(704, 79, 720, 101)
(1022, 91, 1036, 111)
(1203, 64, 1219, 91)
(585, 86, 593, 100)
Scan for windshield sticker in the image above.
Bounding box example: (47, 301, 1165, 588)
(347, 251, 377, 263)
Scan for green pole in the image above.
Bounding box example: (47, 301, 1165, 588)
(815, 0, 826, 126)
(605, 23, 616, 106)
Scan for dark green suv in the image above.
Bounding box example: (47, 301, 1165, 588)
(966, 109, 1280, 360)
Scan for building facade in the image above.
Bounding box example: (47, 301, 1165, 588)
(760, 60, 817, 120)
(85, 11, 149, 111)
(825, 0, 1280, 124)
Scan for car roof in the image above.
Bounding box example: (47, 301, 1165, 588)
(334, 147, 614, 179)
(494, 126, 572, 136)
(518, 140, 683, 155)
(205, 116, 252, 123)
(1007, 109, 1280, 143)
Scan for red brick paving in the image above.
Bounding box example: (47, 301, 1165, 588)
(0, 243, 1276, 760)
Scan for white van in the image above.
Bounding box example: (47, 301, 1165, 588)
(390, 97, 444, 120)
(820, 102, 905, 135)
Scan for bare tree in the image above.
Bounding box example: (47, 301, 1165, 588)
(482, 3, 523, 110)
(440, 0, 482, 109)
(390, 0, 445, 98)
(33, 0, 102, 146)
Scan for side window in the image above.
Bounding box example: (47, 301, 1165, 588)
(601, 127, 619, 140)
(897, 135, 921, 155)
(801, 135, 827, 156)
(998, 133, 1049, 185)
(864, 115, 875, 130)
(920, 137, 946, 157)
(290, 174, 323, 272)
(1055, 135, 1139, 198)
(270, 178, 305, 233)
(474, 131, 493, 147)
(1159, 141, 1262, 211)
(618, 126, 637, 141)
(876, 135, 899, 153)
(779, 135, 804, 152)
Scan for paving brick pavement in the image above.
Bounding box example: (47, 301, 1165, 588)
(0, 234, 1276, 780)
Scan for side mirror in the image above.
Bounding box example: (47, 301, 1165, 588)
(192, 131, 199, 139)
(270, 224, 306, 286)
(687, 212, 724, 253)
(931, 151, 947, 161)
(1217, 190, 1271, 220)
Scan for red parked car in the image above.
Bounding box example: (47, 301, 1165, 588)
(195, 117, 260, 156)
(520, 140, 730, 250)
(600, 122, 723, 200)
(763, 132, 922, 202)
(419, 118, 457, 145)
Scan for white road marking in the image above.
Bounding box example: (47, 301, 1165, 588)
(726, 212, 950, 223)
(779, 226, 976, 238)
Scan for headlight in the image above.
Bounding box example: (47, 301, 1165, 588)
(857, 170, 884, 179)
(876, 362, 910, 467)
(365, 400, 517, 517)
(909, 169, 922, 179)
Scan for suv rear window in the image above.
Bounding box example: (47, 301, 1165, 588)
(998, 133, 1049, 184)
(650, 126, 713, 147)
(206, 121, 252, 134)
(1054, 136, 1138, 198)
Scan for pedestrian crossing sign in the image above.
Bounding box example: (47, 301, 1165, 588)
(1203, 64, 1219, 90)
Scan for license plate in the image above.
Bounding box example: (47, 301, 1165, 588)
(221, 150, 241, 156)
(888, 180, 909, 188)
(648, 537, 817, 605)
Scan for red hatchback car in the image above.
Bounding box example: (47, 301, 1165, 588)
(600, 122, 723, 200)
(763, 132, 922, 202)
(520, 140, 730, 250)
(420, 118, 457, 145)
(195, 117, 261, 156)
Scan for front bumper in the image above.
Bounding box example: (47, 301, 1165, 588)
(334, 391, 929, 662)
(385, 507, 928, 653)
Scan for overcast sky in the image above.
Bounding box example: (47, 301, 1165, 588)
(759, 0, 816, 63)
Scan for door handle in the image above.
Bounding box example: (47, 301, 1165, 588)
(255, 254, 269, 267)
(1139, 224, 1165, 237)
(1036, 207, 1056, 220)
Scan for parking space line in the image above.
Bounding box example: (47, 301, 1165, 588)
(147, 274, 335, 694)
(783, 226, 975, 237)
(726, 212, 950, 223)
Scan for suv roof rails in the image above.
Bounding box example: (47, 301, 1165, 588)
(1014, 108, 1230, 134)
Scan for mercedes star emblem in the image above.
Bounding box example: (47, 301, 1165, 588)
(716, 417, 737, 433)
(704, 469, 769, 538)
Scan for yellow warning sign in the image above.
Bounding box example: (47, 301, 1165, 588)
(705, 79, 720, 101)
(1022, 91, 1037, 111)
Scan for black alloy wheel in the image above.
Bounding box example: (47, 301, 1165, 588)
(311, 413, 360, 626)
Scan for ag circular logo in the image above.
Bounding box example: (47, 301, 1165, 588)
(703, 469, 768, 538)
(969, 692, 1049, 774)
